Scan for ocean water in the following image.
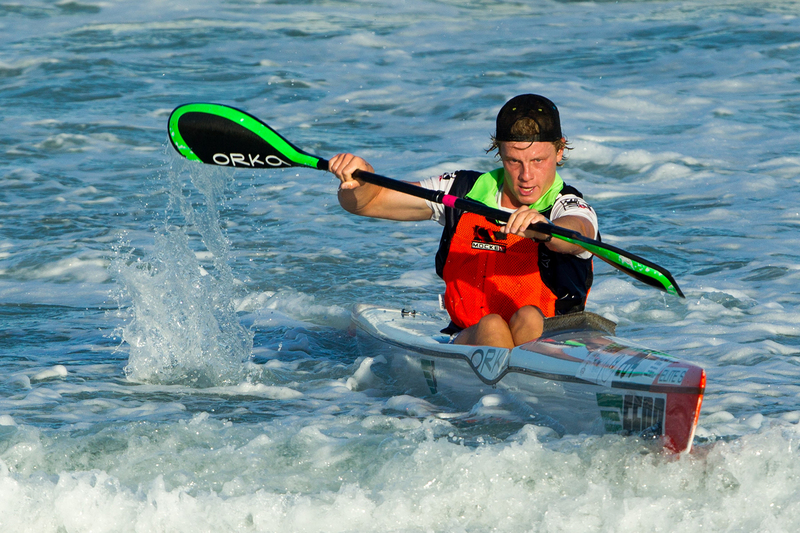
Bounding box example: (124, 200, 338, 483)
(2, 0, 800, 531)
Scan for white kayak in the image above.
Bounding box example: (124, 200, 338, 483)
(352, 304, 705, 453)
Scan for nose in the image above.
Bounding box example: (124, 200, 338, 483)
(517, 161, 534, 182)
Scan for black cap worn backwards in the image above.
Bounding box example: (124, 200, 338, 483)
(495, 94, 562, 143)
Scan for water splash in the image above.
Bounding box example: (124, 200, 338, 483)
(111, 161, 253, 386)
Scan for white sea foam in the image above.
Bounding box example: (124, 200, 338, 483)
(3, 422, 800, 532)
(31, 366, 68, 382)
(34, 256, 110, 283)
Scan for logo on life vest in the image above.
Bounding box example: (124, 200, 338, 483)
(471, 226, 506, 253)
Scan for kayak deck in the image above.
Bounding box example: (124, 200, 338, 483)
(352, 304, 705, 453)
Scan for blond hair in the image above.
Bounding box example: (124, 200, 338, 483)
(487, 117, 571, 166)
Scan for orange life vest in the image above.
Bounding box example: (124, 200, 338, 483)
(434, 170, 593, 330)
(442, 212, 559, 329)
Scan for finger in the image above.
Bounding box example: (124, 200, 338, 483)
(327, 153, 344, 176)
(505, 211, 521, 234)
(507, 208, 548, 236)
(339, 177, 361, 190)
(329, 154, 356, 180)
(504, 215, 527, 235)
(505, 208, 532, 234)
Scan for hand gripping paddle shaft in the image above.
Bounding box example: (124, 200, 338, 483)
(168, 103, 685, 298)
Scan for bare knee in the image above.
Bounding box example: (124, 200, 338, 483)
(479, 313, 509, 330)
(509, 306, 544, 327)
(454, 314, 513, 348)
(509, 306, 544, 345)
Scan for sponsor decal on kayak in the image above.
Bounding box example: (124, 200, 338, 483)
(212, 152, 291, 167)
(657, 367, 688, 385)
(577, 346, 672, 387)
(597, 392, 666, 435)
(421, 359, 438, 395)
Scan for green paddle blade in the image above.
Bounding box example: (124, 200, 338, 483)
(168, 103, 325, 170)
(552, 232, 684, 297)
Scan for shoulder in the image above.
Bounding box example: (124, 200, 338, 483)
(419, 170, 481, 194)
(554, 194, 593, 213)
(552, 184, 598, 240)
(554, 184, 593, 215)
(420, 170, 481, 225)
(419, 171, 455, 193)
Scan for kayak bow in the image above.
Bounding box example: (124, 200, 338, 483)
(352, 305, 705, 453)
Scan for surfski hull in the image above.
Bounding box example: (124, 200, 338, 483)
(352, 305, 705, 453)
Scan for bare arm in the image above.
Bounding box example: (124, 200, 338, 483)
(543, 214, 596, 255)
(329, 153, 434, 221)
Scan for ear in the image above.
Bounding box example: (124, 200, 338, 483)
(555, 139, 565, 162)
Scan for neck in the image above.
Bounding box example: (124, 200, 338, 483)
(500, 187, 524, 209)
(500, 170, 564, 211)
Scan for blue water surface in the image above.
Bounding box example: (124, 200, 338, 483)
(2, 1, 800, 531)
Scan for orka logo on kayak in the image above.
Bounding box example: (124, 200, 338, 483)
(470, 347, 510, 382)
(212, 152, 290, 168)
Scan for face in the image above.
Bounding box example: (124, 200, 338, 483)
(499, 141, 563, 208)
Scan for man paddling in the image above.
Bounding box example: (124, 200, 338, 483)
(329, 94, 598, 348)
